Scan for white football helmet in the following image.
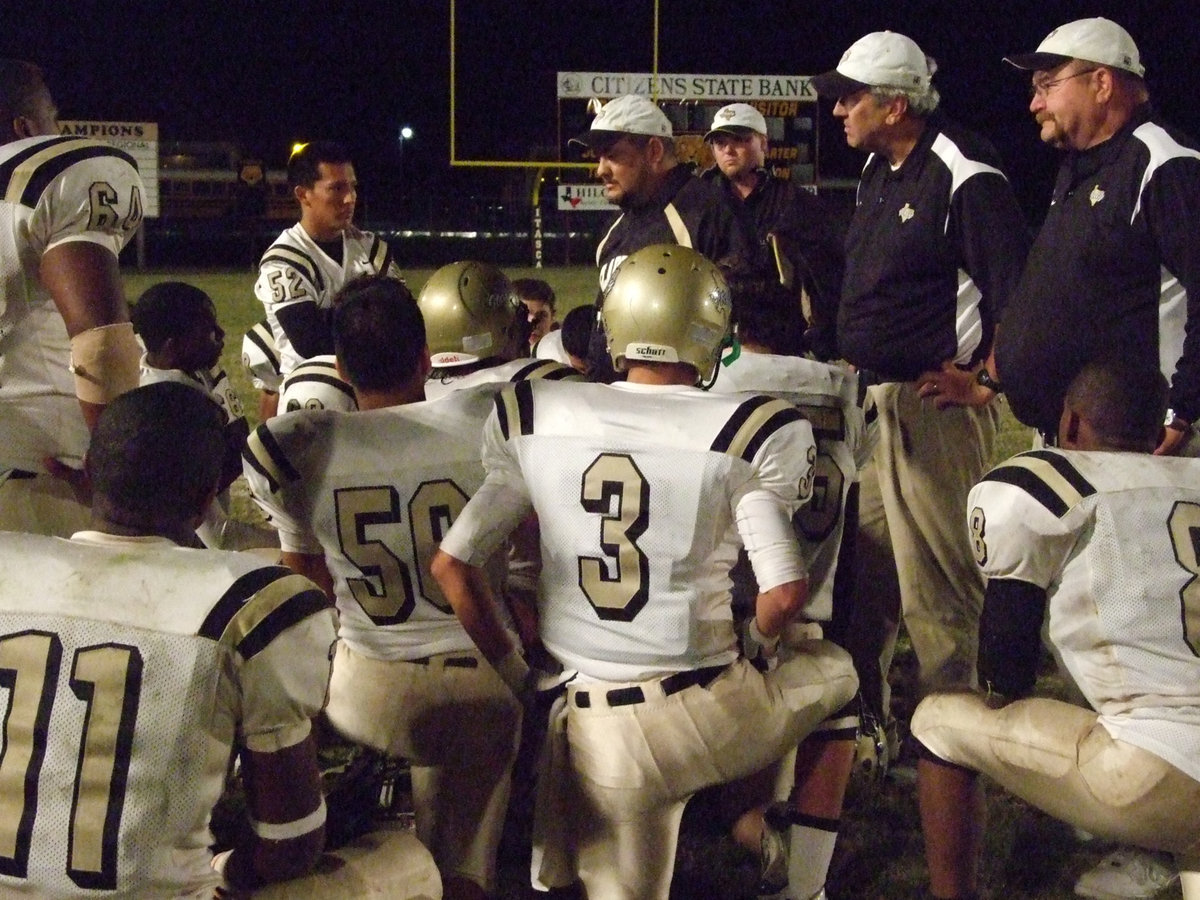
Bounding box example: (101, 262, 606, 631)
(601, 244, 732, 384)
(418, 261, 519, 367)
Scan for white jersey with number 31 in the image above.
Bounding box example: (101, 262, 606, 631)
(0, 532, 336, 899)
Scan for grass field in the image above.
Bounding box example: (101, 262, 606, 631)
(124, 266, 1177, 899)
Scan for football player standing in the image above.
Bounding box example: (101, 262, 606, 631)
(433, 244, 859, 900)
(0, 59, 145, 536)
(254, 140, 403, 379)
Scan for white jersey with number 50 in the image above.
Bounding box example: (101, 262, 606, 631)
(0, 136, 144, 471)
(243, 385, 509, 661)
(441, 380, 817, 682)
(0, 531, 335, 899)
(969, 449, 1200, 782)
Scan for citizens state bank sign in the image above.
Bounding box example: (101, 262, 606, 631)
(556, 72, 815, 101)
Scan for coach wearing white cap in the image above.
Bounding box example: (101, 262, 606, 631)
(570, 94, 750, 380)
(700, 103, 844, 359)
(983, 18, 1200, 459)
(809, 32, 1030, 761)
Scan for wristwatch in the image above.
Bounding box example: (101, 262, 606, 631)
(975, 368, 1003, 394)
(1165, 409, 1192, 434)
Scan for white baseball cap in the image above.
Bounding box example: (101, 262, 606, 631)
(704, 103, 767, 141)
(569, 94, 672, 150)
(811, 31, 934, 98)
(1004, 18, 1144, 77)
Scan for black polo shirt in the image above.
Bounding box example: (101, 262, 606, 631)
(997, 104, 1200, 434)
(838, 115, 1029, 381)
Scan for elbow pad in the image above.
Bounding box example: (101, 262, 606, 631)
(70, 322, 141, 404)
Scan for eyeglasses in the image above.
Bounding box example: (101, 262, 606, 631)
(1029, 68, 1097, 99)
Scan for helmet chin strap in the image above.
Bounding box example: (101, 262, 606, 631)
(698, 335, 739, 391)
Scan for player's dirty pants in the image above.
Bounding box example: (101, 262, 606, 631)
(847, 382, 997, 722)
(325, 643, 521, 893)
(554, 646, 858, 900)
(913, 692, 1200, 882)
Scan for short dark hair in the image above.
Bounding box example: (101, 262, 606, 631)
(1065, 356, 1167, 451)
(559, 304, 596, 360)
(0, 58, 47, 122)
(332, 275, 423, 391)
(130, 281, 214, 351)
(726, 271, 807, 358)
(512, 278, 556, 310)
(87, 382, 226, 523)
(287, 140, 352, 190)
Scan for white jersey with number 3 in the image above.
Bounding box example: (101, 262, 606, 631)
(441, 380, 817, 682)
(969, 449, 1200, 781)
(0, 531, 336, 899)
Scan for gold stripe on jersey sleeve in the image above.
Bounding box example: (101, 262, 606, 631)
(243, 423, 299, 493)
(712, 396, 803, 462)
(495, 380, 535, 440)
(368, 235, 393, 272)
(3, 138, 114, 205)
(215, 572, 330, 660)
(261, 245, 320, 290)
(983, 452, 1095, 518)
(246, 320, 280, 367)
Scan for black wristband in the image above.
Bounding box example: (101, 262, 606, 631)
(975, 368, 1003, 394)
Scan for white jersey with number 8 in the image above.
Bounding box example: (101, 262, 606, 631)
(969, 449, 1200, 782)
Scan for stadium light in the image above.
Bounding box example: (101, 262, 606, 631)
(397, 126, 414, 196)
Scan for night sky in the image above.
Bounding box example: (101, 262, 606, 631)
(5, 0, 1197, 220)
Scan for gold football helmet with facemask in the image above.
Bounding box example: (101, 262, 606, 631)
(601, 244, 732, 384)
(418, 261, 520, 367)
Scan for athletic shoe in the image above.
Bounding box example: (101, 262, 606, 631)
(758, 802, 790, 896)
(1074, 849, 1178, 899)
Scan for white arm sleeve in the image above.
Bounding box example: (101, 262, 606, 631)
(439, 474, 531, 567)
(736, 488, 806, 592)
(438, 406, 533, 566)
(732, 415, 815, 592)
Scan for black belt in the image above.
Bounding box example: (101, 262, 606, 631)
(410, 654, 478, 668)
(573, 663, 728, 709)
(5, 470, 36, 480)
